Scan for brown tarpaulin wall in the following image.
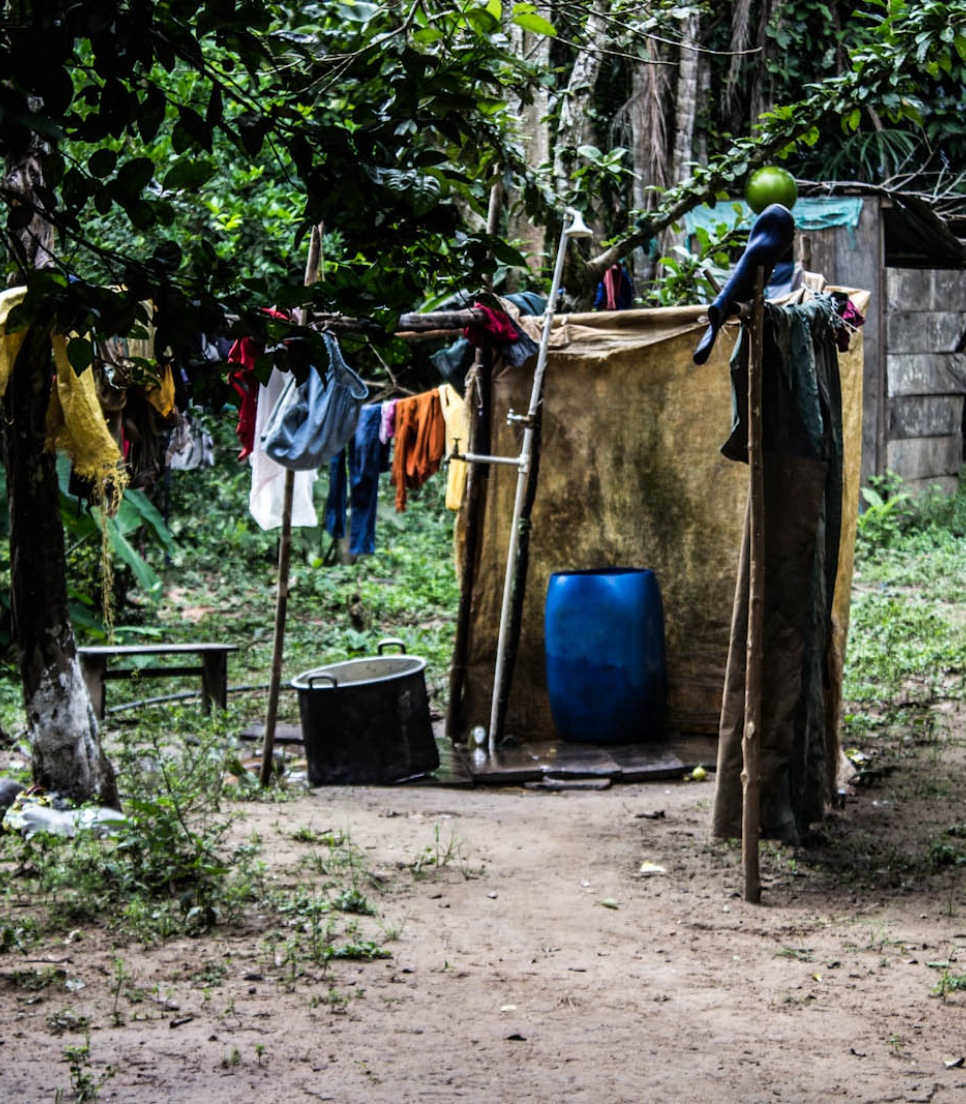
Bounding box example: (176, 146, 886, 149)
(450, 296, 867, 746)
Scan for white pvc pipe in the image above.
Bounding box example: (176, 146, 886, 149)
(487, 217, 574, 757)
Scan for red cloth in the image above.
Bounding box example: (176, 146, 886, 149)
(835, 299, 865, 352)
(228, 309, 290, 460)
(391, 390, 446, 512)
(228, 337, 260, 460)
(463, 303, 520, 346)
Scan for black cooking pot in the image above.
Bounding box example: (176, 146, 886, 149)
(292, 639, 438, 785)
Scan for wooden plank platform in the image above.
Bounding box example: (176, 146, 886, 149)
(236, 717, 715, 786)
(456, 740, 690, 785)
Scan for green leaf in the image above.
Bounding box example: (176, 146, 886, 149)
(490, 238, 528, 267)
(88, 148, 117, 179)
(512, 12, 556, 36)
(119, 489, 177, 554)
(66, 337, 93, 374)
(163, 157, 217, 191)
(337, 1, 380, 22)
(205, 83, 223, 130)
(237, 113, 268, 157)
(464, 7, 499, 33)
(113, 157, 156, 202)
(137, 85, 168, 143)
(106, 523, 163, 599)
(175, 105, 213, 152)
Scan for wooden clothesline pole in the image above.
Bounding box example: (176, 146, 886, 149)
(741, 266, 766, 904)
(259, 223, 324, 788)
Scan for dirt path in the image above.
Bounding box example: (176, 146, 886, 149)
(4, 746, 966, 1104)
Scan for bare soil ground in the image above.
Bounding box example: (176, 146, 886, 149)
(4, 715, 966, 1104)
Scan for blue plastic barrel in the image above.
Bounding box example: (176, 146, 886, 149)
(544, 568, 667, 745)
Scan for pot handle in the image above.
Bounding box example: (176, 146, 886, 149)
(307, 673, 339, 689)
(377, 638, 407, 655)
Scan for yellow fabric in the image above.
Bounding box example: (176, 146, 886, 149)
(47, 334, 127, 491)
(439, 383, 470, 511)
(0, 287, 28, 401)
(143, 361, 176, 418)
(456, 306, 747, 740)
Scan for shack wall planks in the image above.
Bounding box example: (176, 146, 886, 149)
(887, 353, 966, 398)
(888, 394, 964, 439)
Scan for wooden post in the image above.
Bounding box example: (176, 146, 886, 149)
(446, 347, 491, 740)
(742, 266, 766, 904)
(259, 224, 323, 787)
(446, 181, 498, 742)
(259, 468, 295, 785)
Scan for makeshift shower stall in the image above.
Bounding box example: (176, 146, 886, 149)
(447, 299, 868, 755)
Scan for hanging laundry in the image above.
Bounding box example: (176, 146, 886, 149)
(324, 404, 388, 556)
(142, 362, 176, 419)
(463, 302, 539, 368)
(249, 367, 318, 531)
(833, 296, 865, 352)
(713, 295, 844, 845)
(228, 336, 261, 461)
(46, 332, 128, 495)
(438, 383, 470, 511)
(228, 308, 289, 461)
(379, 398, 397, 445)
(391, 389, 446, 512)
(121, 385, 174, 490)
(0, 286, 27, 396)
(166, 408, 215, 472)
(593, 263, 635, 310)
(260, 332, 368, 472)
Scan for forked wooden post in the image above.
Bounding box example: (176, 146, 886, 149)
(742, 266, 766, 904)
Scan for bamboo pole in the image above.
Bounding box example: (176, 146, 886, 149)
(741, 267, 766, 903)
(259, 223, 323, 787)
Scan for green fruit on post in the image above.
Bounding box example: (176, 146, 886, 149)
(745, 166, 798, 214)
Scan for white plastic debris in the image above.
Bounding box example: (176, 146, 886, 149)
(3, 796, 127, 839)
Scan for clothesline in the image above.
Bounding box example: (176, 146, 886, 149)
(247, 373, 468, 554)
(232, 296, 549, 549)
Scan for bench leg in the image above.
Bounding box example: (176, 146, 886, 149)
(200, 652, 230, 714)
(80, 654, 107, 720)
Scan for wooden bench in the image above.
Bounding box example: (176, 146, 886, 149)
(77, 643, 239, 720)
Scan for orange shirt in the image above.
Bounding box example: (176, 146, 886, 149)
(391, 389, 446, 511)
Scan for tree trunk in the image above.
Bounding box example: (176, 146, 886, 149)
(750, 0, 776, 125)
(4, 123, 119, 807)
(552, 0, 612, 201)
(670, 12, 702, 185)
(624, 36, 671, 287)
(726, 0, 754, 116)
(3, 325, 119, 807)
(507, 14, 552, 272)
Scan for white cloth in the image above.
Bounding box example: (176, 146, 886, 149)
(249, 368, 318, 530)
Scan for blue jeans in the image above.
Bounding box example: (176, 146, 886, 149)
(324, 404, 387, 555)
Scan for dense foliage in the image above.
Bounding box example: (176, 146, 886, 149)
(2, 1, 549, 349)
